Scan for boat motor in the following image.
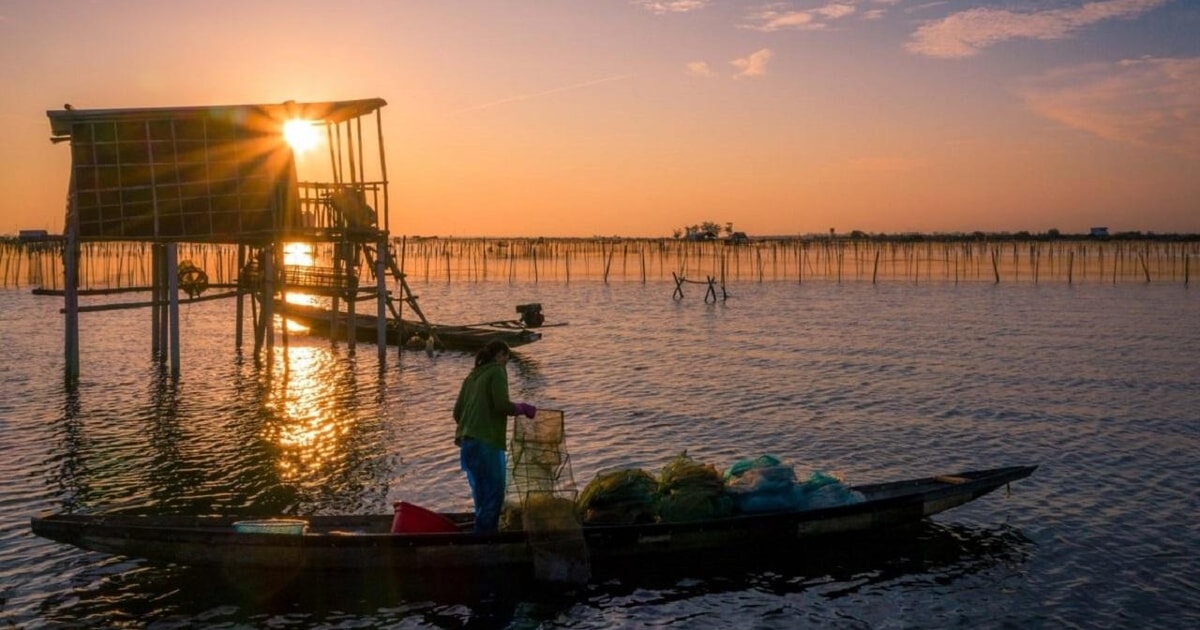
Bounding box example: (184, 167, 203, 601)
(516, 303, 545, 328)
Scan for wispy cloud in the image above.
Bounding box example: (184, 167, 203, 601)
(453, 74, 634, 114)
(686, 61, 715, 77)
(633, 0, 709, 15)
(1021, 56, 1200, 159)
(731, 48, 774, 78)
(742, 2, 857, 32)
(907, 0, 1169, 59)
(740, 1, 901, 32)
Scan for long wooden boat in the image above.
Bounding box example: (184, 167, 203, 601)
(31, 465, 1034, 572)
(278, 301, 543, 351)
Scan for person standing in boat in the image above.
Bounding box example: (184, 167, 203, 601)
(453, 340, 536, 534)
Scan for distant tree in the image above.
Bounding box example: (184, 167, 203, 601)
(675, 221, 742, 239)
(1047, 228, 1061, 239)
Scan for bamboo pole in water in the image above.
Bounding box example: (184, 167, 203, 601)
(13, 237, 1200, 292)
(1108, 243, 1118, 284)
(1033, 244, 1040, 285)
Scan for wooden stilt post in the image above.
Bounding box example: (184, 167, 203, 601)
(159, 246, 170, 358)
(166, 243, 181, 377)
(63, 187, 80, 382)
(398, 237, 407, 358)
(263, 243, 275, 360)
(345, 244, 356, 353)
(235, 245, 245, 350)
(151, 243, 163, 358)
(276, 246, 289, 355)
(376, 233, 388, 363)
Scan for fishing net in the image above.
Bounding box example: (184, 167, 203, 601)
(725, 455, 802, 513)
(577, 468, 660, 525)
(656, 451, 733, 522)
(508, 409, 590, 584)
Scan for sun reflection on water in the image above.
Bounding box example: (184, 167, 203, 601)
(262, 345, 354, 483)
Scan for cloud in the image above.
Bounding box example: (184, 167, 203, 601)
(686, 61, 714, 77)
(906, 0, 1169, 58)
(749, 10, 823, 32)
(634, 0, 709, 14)
(731, 48, 774, 78)
(1021, 56, 1200, 159)
(743, 1, 899, 32)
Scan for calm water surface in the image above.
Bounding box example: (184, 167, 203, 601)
(1, 279, 1198, 628)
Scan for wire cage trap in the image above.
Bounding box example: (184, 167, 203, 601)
(508, 408, 590, 583)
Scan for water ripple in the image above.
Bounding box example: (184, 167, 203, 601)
(1, 281, 1197, 627)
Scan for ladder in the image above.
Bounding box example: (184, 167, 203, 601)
(361, 242, 442, 349)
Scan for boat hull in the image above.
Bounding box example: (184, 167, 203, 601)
(31, 466, 1035, 572)
(278, 302, 542, 350)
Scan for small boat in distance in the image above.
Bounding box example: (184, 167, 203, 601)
(30, 465, 1035, 573)
(278, 300, 546, 351)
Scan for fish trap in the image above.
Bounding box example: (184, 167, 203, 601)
(509, 409, 576, 498)
(508, 408, 590, 583)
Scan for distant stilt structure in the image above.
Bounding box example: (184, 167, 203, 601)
(47, 99, 395, 379)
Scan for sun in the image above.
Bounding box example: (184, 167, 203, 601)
(283, 119, 320, 152)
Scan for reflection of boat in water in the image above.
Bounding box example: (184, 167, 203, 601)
(278, 300, 545, 351)
(31, 465, 1035, 573)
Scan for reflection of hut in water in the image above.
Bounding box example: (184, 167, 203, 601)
(47, 99, 414, 379)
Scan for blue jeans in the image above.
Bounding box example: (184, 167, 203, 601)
(459, 438, 507, 534)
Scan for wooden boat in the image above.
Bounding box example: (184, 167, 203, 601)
(278, 300, 543, 351)
(30, 465, 1034, 572)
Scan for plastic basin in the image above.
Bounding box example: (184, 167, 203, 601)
(392, 502, 460, 534)
(232, 519, 309, 535)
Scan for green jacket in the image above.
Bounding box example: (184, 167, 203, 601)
(453, 362, 517, 450)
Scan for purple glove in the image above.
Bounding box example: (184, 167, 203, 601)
(513, 403, 537, 419)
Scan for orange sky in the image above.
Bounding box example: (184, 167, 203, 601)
(2, 1, 1197, 238)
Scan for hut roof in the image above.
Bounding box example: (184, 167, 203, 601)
(47, 98, 387, 139)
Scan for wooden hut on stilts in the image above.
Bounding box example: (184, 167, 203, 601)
(47, 98, 411, 380)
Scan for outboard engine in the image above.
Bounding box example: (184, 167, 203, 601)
(516, 303, 545, 328)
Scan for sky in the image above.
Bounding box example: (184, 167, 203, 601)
(1, 0, 1197, 238)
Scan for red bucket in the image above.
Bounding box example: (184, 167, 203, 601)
(391, 501, 460, 534)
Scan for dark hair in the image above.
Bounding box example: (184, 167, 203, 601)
(475, 340, 511, 367)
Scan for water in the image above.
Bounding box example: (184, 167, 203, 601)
(1, 279, 1198, 628)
